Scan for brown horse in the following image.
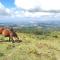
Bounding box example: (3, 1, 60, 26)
(0, 27, 20, 43)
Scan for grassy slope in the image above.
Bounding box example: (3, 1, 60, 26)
(0, 31, 60, 60)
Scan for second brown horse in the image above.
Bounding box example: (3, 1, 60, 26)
(0, 27, 19, 43)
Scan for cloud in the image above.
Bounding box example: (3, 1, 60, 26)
(0, 3, 19, 17)
(28, 9, 60, 13)
(15, 0, 60, 12)
(0, 8, 11, 16)
(0, 3, 4, 8)
(15, 0, 38, 10)
(15, 11, 53, 17)
(0, 2, 25, 17)
(0, 1, 60, 18)
(0, 3, 12, 16)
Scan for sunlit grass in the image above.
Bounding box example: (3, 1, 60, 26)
(0, 31, 60, 60)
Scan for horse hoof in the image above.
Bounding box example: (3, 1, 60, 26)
(15, 40, 22, 43)
(12, 40, 15, 43)
(19, 40, 22, 42)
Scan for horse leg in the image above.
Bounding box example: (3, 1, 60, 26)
(11, 37, 15, 43)
(9, 37, 11, 42)
(10, 35, 15, 43)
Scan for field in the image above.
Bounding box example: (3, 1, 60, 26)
(0, 27, 60, 60)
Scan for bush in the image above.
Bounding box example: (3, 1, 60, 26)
(53, 35, 58, 38)
(6, 44, 15, 50)
(0, 53, 4, 57)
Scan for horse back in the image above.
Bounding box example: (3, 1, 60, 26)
(0, 27, 4, 34)
(2, 29, 10, 37)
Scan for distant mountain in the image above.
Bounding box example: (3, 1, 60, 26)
(0, 20, 60, 28)
(0, 17, 60, 28)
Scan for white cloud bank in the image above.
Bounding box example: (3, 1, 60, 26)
(15, 0, 60, 10)
(14, 0, 60, 18)
(0, 2, 53, 18)
(0, 0, 60, 19)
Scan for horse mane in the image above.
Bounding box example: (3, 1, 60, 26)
(8, 27, 18, 37)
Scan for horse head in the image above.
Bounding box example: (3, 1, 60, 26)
(10, 29, 21, 43)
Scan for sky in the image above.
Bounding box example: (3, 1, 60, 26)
(0, 0, 60, 21)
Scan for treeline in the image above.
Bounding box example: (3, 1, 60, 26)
(15, 27, 60, 36)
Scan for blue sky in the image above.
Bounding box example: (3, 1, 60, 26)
(0, 0, 60, 21)
(0, 0, 15, 8)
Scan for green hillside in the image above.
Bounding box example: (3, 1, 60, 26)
(0, 27, 60, 60)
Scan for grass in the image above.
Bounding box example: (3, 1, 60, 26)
(0, 30, 60, 60)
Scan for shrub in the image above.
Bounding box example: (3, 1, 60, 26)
(0, 52, 4, 57)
